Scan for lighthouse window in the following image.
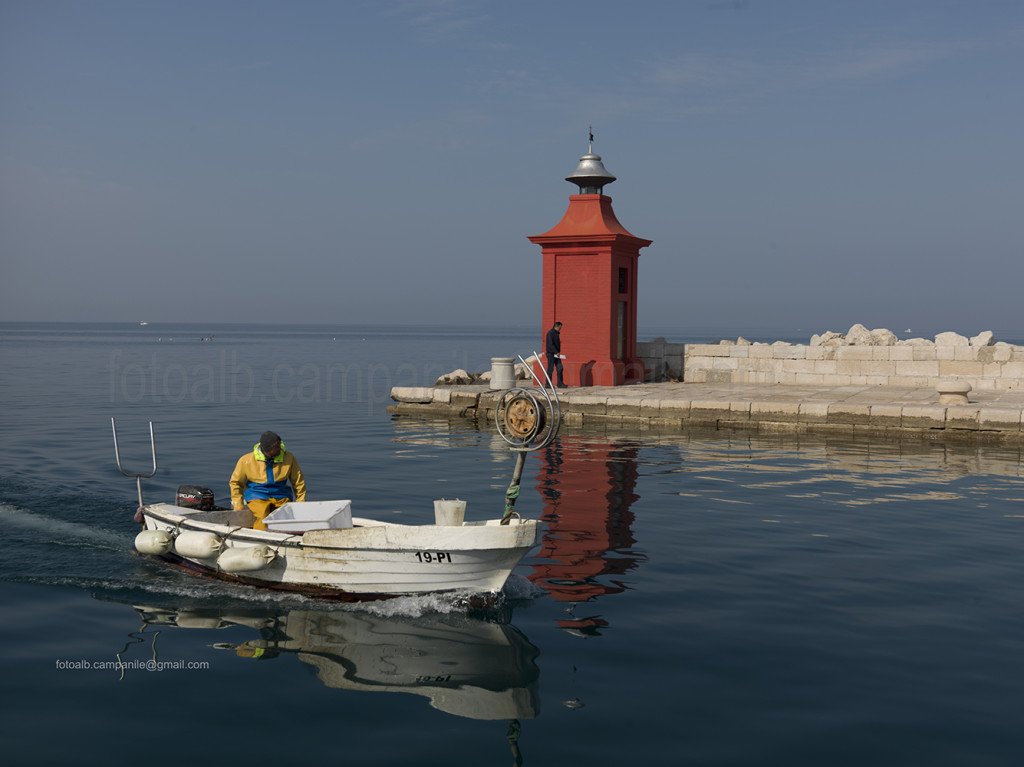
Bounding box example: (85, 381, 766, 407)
(618, 268, 628, 294)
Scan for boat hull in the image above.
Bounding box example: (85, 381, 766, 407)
(137, 503, 542, 600)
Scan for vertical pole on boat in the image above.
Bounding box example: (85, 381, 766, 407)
(501, 449, 527, 525)
(111, 417, 158, 508)
(507, 719, 523, 766)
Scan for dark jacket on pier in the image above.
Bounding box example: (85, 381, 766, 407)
(545, 326, 561, 357)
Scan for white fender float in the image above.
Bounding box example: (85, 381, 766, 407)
(173, 531, 224, 559)
(218, 545, 276, 573)
(174, 612, 232, 630)
(135, 529, 173, 555)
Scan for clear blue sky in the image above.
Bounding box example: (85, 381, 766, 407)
(2, 0, 1022, 337)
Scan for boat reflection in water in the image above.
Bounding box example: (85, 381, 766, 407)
(528, 436, 647, 634)
(129, 603, 540, 720)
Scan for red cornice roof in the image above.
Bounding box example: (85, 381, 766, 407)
(528, 194, 652, 248)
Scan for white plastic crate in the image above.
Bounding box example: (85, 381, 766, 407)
(263, 500, 353, 532)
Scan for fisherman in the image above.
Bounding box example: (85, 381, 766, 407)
(229, 431, 307, 530)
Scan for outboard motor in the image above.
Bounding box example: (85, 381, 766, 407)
(176, 485, 215, 511)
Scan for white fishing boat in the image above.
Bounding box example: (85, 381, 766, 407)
(113, 360, 561, 603)
(130, 500, 542, 601)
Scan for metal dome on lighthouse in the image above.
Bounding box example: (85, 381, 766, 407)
(565, 130, 616, 194)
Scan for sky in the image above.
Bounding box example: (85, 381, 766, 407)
(2, 0, 1022, 337)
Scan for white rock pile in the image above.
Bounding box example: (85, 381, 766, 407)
(809, 324, 998, 348)
(434, 357, 536, 386)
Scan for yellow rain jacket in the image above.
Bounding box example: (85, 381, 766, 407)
(229, 443, 307, 510)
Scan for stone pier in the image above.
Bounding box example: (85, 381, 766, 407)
(388, 381, 1024, 444)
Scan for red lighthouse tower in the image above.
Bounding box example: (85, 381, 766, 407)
(529, 140, 652, 387)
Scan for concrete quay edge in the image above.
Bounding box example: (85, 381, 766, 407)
(388, 382, 1024, 443)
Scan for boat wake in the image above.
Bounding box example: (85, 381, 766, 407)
(0, 503, 128, 551)
(103, 575, 320, 608)
(502, 573, 547, 601)
(353, 573, 547, 619)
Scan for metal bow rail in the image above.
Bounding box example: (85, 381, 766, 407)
(111, 417, 157, 508)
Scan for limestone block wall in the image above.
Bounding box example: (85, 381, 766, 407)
(636, 339, 686, 382)
(638, 339, 1024, 390)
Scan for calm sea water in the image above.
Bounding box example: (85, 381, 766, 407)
(2, 322, 1024, 766)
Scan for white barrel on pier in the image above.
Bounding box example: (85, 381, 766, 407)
(489, 357, 516, 390)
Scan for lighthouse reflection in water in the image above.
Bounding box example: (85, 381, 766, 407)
(529, 436, 647, 636)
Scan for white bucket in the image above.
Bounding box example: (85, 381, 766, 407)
(489, 357, 516, 390)
(433, 499, 466, 526)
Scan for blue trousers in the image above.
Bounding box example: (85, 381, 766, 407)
(546, 354, 564, 386)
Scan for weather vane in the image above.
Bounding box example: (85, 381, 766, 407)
(588, 126, 594, 149)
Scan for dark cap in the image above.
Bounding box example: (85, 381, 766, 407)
(259, 431, 282, 453)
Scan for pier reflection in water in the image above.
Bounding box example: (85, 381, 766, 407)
(121, 602, 540, 721)
(528, 436, 648, 634)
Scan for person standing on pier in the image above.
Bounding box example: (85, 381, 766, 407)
(545, 321, 567, 388)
